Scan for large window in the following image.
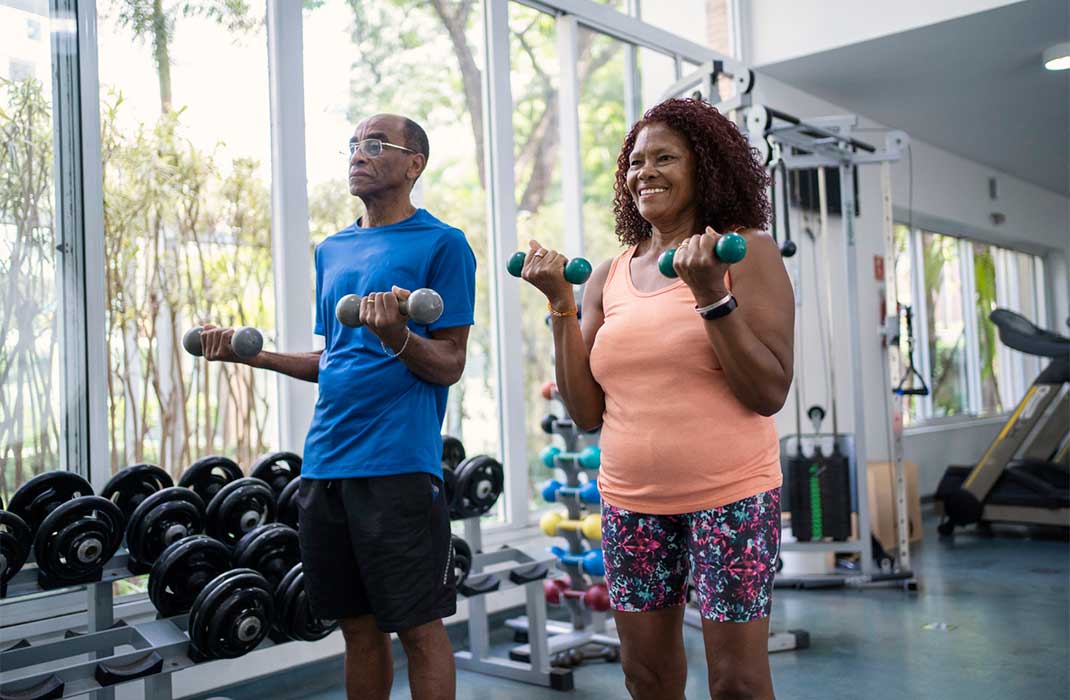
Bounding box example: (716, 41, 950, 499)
(893, 225, 1049, 424)
(1, 2, 66, 500)
(95, 3, 276, 479)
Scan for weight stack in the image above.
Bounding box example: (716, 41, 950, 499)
(788, 456, 852, 542)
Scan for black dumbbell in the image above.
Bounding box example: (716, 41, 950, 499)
(334, 288, 444, 328)
(182, 325, 264, 359)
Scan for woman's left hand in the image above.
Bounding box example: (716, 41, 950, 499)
(672, 226, 736, 306)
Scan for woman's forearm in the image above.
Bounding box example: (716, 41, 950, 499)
(550, 315, 606, 431)
(702, 308, 793, 416)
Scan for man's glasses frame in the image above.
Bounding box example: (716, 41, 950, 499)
(343, 138, 417, 158)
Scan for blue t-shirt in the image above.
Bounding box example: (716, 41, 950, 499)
(303, 209, 477, 480)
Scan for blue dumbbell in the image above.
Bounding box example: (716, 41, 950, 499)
(541, 479, 600, 505)
(550, 546, 605, 577)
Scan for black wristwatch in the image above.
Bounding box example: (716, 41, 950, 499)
(698, 295, 738, 321)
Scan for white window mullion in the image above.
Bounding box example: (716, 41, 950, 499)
(909, 229, 934, 420)
(556, 13, 585, 261)
(960, 240, 982, 415)
(266, 1, 316, 453)
(484, 0, 528, 528)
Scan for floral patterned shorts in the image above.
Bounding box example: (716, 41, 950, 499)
(601, 488, 781, 622)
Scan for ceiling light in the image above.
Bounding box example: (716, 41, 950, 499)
(1043, 42, 1070, 71)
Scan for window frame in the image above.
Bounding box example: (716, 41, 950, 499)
(895, 223, 1050, 426)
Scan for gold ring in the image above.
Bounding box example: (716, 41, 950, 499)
(533, 251, 546, 257)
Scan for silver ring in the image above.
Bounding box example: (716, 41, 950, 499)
(533, 251, 546, 258)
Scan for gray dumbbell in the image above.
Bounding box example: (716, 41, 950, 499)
(182, 326, 264, 360)
(335, 288, 444, 328)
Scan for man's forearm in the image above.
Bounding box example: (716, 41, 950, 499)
(382, 332, 464, 386)
(247, 351, 322, 383)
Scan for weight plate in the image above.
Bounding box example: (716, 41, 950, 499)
(8, 471, 94, 534)
(34, 496, 125, 587)
(441, 435, 466, 472)
(248, 451, 302, 499)
(0, 510, 32, 588)
(276, 478, 300, 530)
(232, 523, 300, 590)
(205, 478, 276, 546)
(178, 456, 243, 504)
(451, 455, 504, 519)
(274, 563, 337, 642)
(100, 464, 173, 521)
(148, 535, 231, 617)
(451, 534, 471, 588)
(126, 487, 205, 568)
(189, 568, 273, 660)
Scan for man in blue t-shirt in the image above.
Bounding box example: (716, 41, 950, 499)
(200, 114, 475, 700)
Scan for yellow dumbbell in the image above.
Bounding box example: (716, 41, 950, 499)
(539, 511, 602, 542)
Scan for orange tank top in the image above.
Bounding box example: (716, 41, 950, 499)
(588, 245, 782, 514)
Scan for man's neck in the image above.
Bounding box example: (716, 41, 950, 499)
(359, 196, 418, 228)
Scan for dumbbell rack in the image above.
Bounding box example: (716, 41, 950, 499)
(1, 552, 199, 700)
(452, 516, 573, 690)
(506, 410, 620, 666)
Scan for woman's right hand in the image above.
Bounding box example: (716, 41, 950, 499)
(521, 239, 577, 312)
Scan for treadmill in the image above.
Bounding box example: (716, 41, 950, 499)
(936, 308, 1070, 535)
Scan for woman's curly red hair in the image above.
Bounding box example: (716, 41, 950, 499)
(613, 98, 770, 246)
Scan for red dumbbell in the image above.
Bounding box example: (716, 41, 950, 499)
(543, 577, 571, 605)
(583, 583, 611, 612)
(544, 578, 611, 612)
(540, 381, 557, 401)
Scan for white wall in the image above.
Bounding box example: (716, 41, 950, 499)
(739, 0, 1026, 66)
(758, 74, 1070, 495)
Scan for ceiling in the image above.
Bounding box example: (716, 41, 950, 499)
(758, 0, 1069, 196)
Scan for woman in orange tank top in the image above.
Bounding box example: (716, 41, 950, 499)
(519, 98, 794, 700)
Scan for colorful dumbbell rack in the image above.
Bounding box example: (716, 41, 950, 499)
(507, 383, 620, 667)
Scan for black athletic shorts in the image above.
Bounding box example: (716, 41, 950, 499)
(295, 472, 457, 632)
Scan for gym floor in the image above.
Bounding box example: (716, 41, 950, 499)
(201, 511, 1069, 700)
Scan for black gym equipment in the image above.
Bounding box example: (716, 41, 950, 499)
(125, 487, 207, 574)
(450, 455, 505, 520)
(442, 435, 466, 513)
(187, 568, 274, 661)
(451, 534, 472, 589)
(893, 305, 930, 398)
(101, 463, 174, 521)
(248, 451, 302, 499)
(205, 477, 276, 546)
(0, 510, 32, 596)
(8, 471, 94, 534)
(937, 309, 1069, 534)
(272, 563, 338, 642)
(442, 435, 466, 471)
(540, 414, 558, 435)
(232, 523, 300, 590)
(34, 496, 125, 588)
(148, 535, 231, 617)
(179, 455, 243, 505)
(275, 477, 300, 530)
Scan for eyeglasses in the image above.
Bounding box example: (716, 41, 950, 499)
(342, 138, 417, 158)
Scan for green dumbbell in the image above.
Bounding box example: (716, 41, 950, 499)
(657, 232, 747, 278)
(540, 445, 601, 470)
(183, 326, 263, 360)
(335, 288, 444, 328)
(507, 251, 593, 285)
